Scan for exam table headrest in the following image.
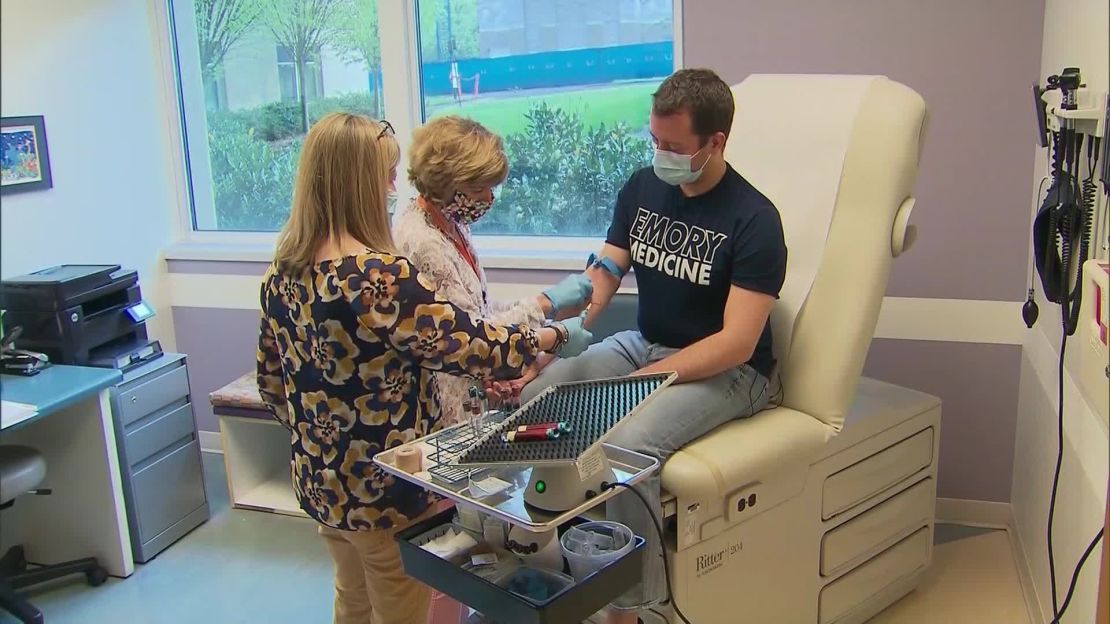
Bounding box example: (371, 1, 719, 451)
(726, 75, 928, 431)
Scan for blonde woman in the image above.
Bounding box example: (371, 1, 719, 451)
(256, 113, 592, 624)
(393, 116, 591, 423)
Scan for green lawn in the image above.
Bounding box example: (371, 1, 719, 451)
(425, 81, 658, 136)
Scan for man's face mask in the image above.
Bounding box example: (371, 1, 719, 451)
(441, 190, 493, 225)
(652, 144, 709, 186)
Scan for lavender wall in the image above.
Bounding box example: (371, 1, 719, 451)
(176, 307, 261, 432)
(863, 339, 1023, 502)
(684, 0, 1045, 302)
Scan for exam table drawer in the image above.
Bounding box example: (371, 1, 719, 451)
(117, 365, 190, 427)
(396, 509, 643, 624)
(820, 478, 933, 576)
(818, 527, 930, 624)
(131, 439, 207, 544)
(822, 427, 933, 519)
(124, 402, 197, 466)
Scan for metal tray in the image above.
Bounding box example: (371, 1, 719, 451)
(375, 433, 658, 532)
(397, 509, 645, 624)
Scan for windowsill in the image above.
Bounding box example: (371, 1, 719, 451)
(164, 241, 275, 263)
(163, 240, 592, 271)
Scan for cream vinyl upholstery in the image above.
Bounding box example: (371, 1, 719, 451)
(661, 75, 929, 503)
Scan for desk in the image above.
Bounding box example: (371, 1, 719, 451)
(0, 365, 133, 578)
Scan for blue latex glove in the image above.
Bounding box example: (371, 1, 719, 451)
(542, 274, 593, 316)
(558, 312, 594, 358)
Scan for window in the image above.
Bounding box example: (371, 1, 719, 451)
(170, 0, 386, 231)
(168, 0, 678, 237)
(276, 46, 325, 103)
(417, 0, 676, 237)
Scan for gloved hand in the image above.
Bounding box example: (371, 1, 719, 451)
(558, 312, 593, 358)
(542, 274, 593, 316)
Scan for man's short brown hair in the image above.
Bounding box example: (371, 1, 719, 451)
(652, 68, 734, 140)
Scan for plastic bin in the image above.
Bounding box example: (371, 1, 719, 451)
(560, 521, 636, 581)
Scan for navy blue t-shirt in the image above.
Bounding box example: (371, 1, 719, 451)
(606, 165, 787, 379)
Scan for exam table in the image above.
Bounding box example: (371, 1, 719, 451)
(639, 74, 939, 624)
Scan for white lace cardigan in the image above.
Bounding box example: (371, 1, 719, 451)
(393, 201, 547, 425)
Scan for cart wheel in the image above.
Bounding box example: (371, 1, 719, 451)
(86, 566, 108, 587)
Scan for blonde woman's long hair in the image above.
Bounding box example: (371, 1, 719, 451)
(274, 113, 398, 273)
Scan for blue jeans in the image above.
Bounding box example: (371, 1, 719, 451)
(520, 330, 769, 610)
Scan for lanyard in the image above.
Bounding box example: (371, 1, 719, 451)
(423, 204, 481, 281)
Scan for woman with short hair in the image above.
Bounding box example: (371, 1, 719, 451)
(394, 115, 591, 423)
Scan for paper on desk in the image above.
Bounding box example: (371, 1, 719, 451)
(1, 401, 38, 429)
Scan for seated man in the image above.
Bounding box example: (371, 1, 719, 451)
(519, 68, 788, 622)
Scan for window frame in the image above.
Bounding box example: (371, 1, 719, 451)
(161, 0, 684, 267)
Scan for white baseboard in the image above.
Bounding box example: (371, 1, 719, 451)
(936, 497, 1013, 528)
(199, 430, 223, 454)
(1008, 515, 1046, 624)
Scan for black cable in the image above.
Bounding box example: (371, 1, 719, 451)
(1046, 126, 1103, 623)
(602, 481, 693, 624)
(1046, 329, 1065, 617)
(1044, 126, 1065, 616)
(1049, 528, 1105, 624)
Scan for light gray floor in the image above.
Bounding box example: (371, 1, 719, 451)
(6, 453, 1002, 624)
(8, 452, 334, 624)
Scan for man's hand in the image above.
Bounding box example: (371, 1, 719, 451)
(485, 371, 534, 408)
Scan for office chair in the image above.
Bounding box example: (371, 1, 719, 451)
(0, 445, 108, 624)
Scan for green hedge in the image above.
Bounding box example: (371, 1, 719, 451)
(207, 115, 299, 231)
(206, 99, 649, 233)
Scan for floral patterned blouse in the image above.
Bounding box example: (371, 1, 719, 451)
(257, 252, 539, 531)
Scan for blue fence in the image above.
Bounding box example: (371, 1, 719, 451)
(418, 40, 673, 97)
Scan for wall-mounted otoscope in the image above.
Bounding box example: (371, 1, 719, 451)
(1025, 67, 1106, 331)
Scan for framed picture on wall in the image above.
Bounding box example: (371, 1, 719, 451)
(1, 116, 53, 195)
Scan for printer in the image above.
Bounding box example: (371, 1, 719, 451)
(0, 264, 161, 371)
(0, 265, 209, 563)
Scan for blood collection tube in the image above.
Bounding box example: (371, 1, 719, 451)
(502, 428, 559, 442)
(515, 422, 570, 434)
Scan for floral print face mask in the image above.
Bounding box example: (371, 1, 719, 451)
(441, 191, 493, 225)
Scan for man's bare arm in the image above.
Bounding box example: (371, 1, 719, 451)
(582, 243, 632, 329)
(637, 285, 775, 383)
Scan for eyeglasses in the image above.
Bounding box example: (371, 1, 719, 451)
(377, 119, 395, 140)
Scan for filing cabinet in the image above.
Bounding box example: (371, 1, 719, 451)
(110, 353, 209, 562)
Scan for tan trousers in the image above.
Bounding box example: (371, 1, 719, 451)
(318, 520, 432, 624)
